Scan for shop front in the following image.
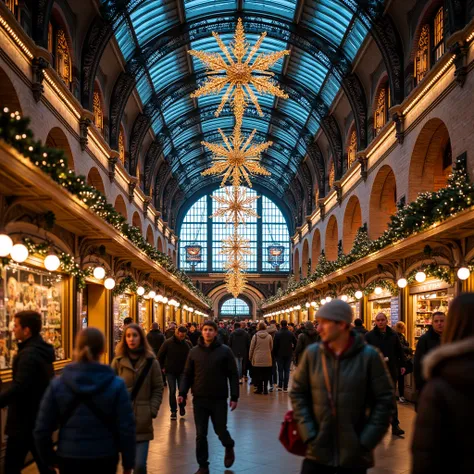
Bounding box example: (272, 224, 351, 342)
(112, 292, 135, 348)
(367, 288, 399, 329)
(138, 298, 151, 332)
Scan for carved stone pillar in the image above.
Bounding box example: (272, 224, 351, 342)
(31, 55, 49, 103)
(128, 177, 138, 203)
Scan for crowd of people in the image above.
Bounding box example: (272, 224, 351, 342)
(0, 294, 472, 474)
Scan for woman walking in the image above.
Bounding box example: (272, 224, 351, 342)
(34, 328, 136, 474)
(412, 293, 474, 474)
(394, 321, 412, 403)
(112, 323, 163, 474)
(249, 322, 273, 394)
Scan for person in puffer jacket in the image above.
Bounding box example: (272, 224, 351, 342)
(34, 328, 136, 474)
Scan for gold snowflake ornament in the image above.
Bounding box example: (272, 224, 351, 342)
(202, 126, 271, 187)
(189, 18, 289, 126)
(220, 230, 252, 261)
(225, 269, 247, 297)
(211, 186, 259, 226)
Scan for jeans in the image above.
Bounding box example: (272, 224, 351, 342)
(166, 373, 184, 414)
(5, 436, 54, 474)
(193, 398, 234, 468)
(235, 357, 244, 378)
(135, 440, 150, 474)
(301, 460, 367, 474)
(58, 456, 118, 474)
(277, 356, 292, 389)
(397, 374, 405, 398)
(271, 359, 277, 385)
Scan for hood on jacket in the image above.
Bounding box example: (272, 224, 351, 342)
(61, 362, 117, 396)
(266, 325, 277, 335)
(257, 330, 270, 339)
(322, 331, 365, 360)
(423, 336, 474, 385)
(19, 334, 55, 364)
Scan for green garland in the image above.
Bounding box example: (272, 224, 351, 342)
(0, 109, 210, 306)
(265, 154, 473, 305)
(113, 275, 138, 296)
(406, 264, 454, 285)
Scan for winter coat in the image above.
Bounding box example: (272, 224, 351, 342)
(249, 331, 273, 367)
(111, 354, 163, 441)
(229, 328, 250, 358)
(146, 329, 165, 356)
(217, 327, 229, 345)
(413, 326, 441, 392)
(179, 337, 239, 402)
(365, 326, 405, 381)
(34, 362, 135, 469)
(0, 334, 54, 437)
(353, 326, 368, 335)
(295, 329, 320, 364)
(290, 332, 394, 469)
(157, 335, 192, 375)
(411, 337, 474, 474)
(165, 328, 175, 339)
(273, 327, 297, 358)
(267, 324, 277, 338)
(396, 332, 412, 356)
(188, 329, 201, 346)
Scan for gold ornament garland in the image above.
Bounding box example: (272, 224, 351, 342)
(190, 19, 289, 297)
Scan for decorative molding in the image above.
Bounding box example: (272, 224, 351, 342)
(128, 114, 152, 176)
(143, 196, 152, 218)
(452, 41, 469, 87)
(79, 117, 91, 151)
(334, 181, 343, 205)
(390, 105, 405, 144)
(32, 0, 54, 47)
(321, 115, 343, 179)
(108, 156, 117, 183)
(128, 177, 138, 204)
(31, 57, 49, 103)
(342, 73, 368, 149)
(318, 198, 326, 221)
(357, 152, 368, 181)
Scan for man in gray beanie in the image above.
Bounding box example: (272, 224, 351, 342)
(290, 300, 394, 474)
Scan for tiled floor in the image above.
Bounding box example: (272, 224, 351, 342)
(24, 382, 415, 474)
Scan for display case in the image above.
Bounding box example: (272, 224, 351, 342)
(113, 293, 132, 347)
(0, 263, 67, 369)
(138, 299, 149, 332)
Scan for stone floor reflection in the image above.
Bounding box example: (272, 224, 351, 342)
(24, 382, 415, 474)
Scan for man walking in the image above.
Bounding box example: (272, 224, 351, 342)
(295, 321, 320, 365)
(178, 321, 239, 474)
(165, 322, 177, 339)
(147, 322, 165, 356)
(0, 311, 55, 474)
(158, 326, 192, 420)
(188, 323, 202, 346)
(290, 300, 393, 474)
(413, 311, 445, 395)
(366, 313, 406, 436)
(229, 321, 250, 384)
(273, 320, 297, 392)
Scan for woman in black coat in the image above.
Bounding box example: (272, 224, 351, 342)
(411, 293, 474, 474)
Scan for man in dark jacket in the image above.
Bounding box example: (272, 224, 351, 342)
(291, 300, 393, 474)
(165, 322, 177, 339)
(365, 313, 406, 436)
(353, 318, 368, 335)
(413, 311, 445, 395)
(273, 320, 297, 392)
(179, 320, 239, 474)
(158, 326, 192, 420)
(217, 321, 229, 345)
(188, 323, 202, 346)
(147, 322, 165, 356)
(295, 321, 320, 365)
(0, 311, 55, 474)
(229, 322, 250, 383)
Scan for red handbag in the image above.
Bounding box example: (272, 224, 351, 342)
(279, 410, 307, 456)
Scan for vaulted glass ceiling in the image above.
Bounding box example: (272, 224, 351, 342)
(104, 0, 379, 197)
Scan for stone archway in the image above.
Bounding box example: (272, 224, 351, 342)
(114, 194, 128, 220)
(343, 195, 362, 253)
(325, 215, 339, 261)
(87, 167, 106, 195)
(301, 239, 310, 278)
(132, 211, 142, 233)
(311, 229, 321, 271)
(0, 67, 22, 114)
(45, 127, 75, 171)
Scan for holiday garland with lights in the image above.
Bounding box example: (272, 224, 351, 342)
(0, 109, 211, 306)
(265, 155, 474, 304)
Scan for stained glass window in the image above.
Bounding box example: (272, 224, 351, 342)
(93, 89, 104, 132)
(118, 128, 126, 164)
(56, 29, 72, 85)
(221, 298, 250, 316)
(415, 24, 430, 84)
(374, 84, 389, 136)
(347, 129, 357, 168)
(433, 7, 445, 62)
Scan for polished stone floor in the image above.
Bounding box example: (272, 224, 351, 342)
(25, 381, 415, 474)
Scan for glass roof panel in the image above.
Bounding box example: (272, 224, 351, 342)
(320, 73, 339, 105)
(136, 76, 153, 104)
(307, 114, 320, 136)
(243, 0, 298, 20)
(342, 18, 368, 61)
(286, 49, 327, 95)
(278, 100, 310, 129)
(184, 0, 237, 20)
(149, 49, 189, 93)
(114, 22, 135, 61)
(162, 97, 194, 123)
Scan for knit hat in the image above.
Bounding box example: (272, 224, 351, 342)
(304, 321, 314, 330)
(315, 300, 352, 325)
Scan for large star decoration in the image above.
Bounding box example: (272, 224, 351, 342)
(189, 18, 289, 126)
(220, 230, 252, 261)
(202, 126, 271, 187)
(211, 186, 259, 226)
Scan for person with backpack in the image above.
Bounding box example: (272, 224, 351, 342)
(112, 323, 163, 474)
(34, 327, 136, 474)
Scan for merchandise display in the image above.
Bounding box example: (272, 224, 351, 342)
(113, 294, 132, 346)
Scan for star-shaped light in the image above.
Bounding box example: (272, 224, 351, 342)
(221, 231, 252, 263)
(225, 268, 247, 298)
(202, 126, 271, 187)
(211, 186, 259, 226)
(189, 18, 289, 126)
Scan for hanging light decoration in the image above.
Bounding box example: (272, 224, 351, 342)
(0, 234, 13, 257)
(415, 271, 427, 283)
(397, 278, 408, 289)
(340, 295, 348, 302)
(162, 296, 169, 304)
(355, 290, 363, 300)
(374, 286, 383, 295)
(104, 277, 116, 290)
(457, 266, 471, 280)
(44, 252, 61, 272)
(93, 266, 106, 280)
(11, 243, 28, 263)
(137, 286, 145, 296)
(148, 290, 156, 299)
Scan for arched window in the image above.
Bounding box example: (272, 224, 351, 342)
(433, 7, 445, 62)
(93, 86, 104, 133)
(179, 187, 290, 273)
(47, 20, 72, 88)
(374, 82, 390, 136)
(221, 298, 250, 317)
(415, 24, 430, 83)
(328, 160, 335, 189)
(118, 127, 126, 164)
(347, 129, 357, 168)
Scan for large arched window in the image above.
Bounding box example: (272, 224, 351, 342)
(179, 187, 290, 273)
(221, 298, 250, 317)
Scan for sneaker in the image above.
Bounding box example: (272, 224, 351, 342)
(269, 386, 274, 392)
(224, 447, 235, 468)
(277, 387, 283, 392)
(392, 425, 405, 436)
(194, 468, 209, 474)
(170, 413, 177, 421)
(283, 388, 288, 393)
(398, 396, 407, 403)
(179, 404, 186, 417)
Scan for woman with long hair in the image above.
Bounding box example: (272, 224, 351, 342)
(412, 293, 474, 474)
(249, 321, 273, 394)
(112, 323, 163, 474)
(34, 328, 136, 474)
(394, 321, 412, 403)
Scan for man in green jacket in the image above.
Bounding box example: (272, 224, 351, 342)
(290, 300, 393, 474)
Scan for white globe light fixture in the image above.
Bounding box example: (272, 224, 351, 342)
(137, 286, 145, 296)
(11, 243, 28, 263)
(93, 266, 106, 280)
(320, 299, 326, 305)
(0, 234, 13, 257)
(156, 295, 164, 302)
(305, 302, 310, 308)
(397, 278, 408, 289)
(326, 296, 332, 303)
(374, 286, 383, 295)
(104, 277, 116, 290)
(355, 290, 363, 300)
(148, 290, 156, 299)
(154, 294, 161, 302)
(415, 271, 427, 283)
(188, 307, 194, 313)
(162, 297, 169, 304)
(44, 253, 61, 272)
(457, 267, 471, 281)
(310, 301, 317, 308)
(341, 295, 348, 302)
